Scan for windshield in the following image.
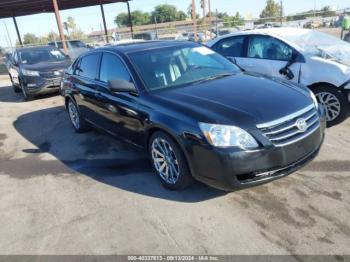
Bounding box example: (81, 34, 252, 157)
(276, 30, 350, 60)
(19, 48, 67, 65)
(129, 45, 240, 91)
(69, 41, 87, 48)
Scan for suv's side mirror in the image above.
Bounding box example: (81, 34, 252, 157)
(107, 79, 136, 93)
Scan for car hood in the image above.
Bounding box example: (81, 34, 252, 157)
(21, 60, 71, 72)
(152, 72, 313, 129)
(316, 45, 350, 67)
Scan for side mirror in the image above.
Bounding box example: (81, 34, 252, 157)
(227, 56, 237, 64)
(279, 67, 295, 80)
(107, 79, 136, 93)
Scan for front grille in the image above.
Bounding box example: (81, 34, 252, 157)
(40, 70, 63, 79)
(257, 105, 320, 147)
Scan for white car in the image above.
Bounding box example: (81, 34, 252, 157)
(207, 28, 350, 126)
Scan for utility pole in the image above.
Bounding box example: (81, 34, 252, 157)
(215, 9, 218, 36)
(3, 21, 13, 51)
(154, 16, 158, 40)
(208, 0, 212, 35)
(192, 0, 198, 42)
(280, 0, 283, 26)
(201, 0, 207, 41)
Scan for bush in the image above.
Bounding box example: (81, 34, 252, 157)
(0, 64, 8, 75)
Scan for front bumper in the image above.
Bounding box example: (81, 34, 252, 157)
(184, 108, 326, 191)
(22, 75, 62, 95)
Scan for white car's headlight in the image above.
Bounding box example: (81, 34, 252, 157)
(22, 69, 40, 77)
(310, 91, 319, 110)
(199, 123, 259, 150)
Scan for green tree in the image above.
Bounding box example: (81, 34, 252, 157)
(260, 0, 282, 21)
(115, 13, 129, 27)
(223, 12, 244, 27)
(320, 6, 336, 17)
(23, 33, 39, 45)
(187, 4, 200, 19)
(151, 4, 179, 23)
(177, 11, 187, 21)
(114, 10, 151, 27)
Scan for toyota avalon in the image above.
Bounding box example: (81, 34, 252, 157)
(61, 41, 326, 191)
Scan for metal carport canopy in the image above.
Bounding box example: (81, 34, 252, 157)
(0, 0, 132, 50)
(0, 0, 129, 19)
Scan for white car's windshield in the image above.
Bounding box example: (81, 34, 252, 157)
(276, 29, 350, 65)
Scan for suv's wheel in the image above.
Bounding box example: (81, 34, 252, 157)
(67, 99, 90, 133)
(313, 85, 349, 127)
(10, 75, 21, 93)
(149, 131, 193, 190)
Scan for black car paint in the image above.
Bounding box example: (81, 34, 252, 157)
(62, 41, 325, 190)
(8, 46, 71, 96)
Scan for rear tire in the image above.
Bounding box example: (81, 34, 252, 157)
(149, 131, 194, 190)
(67, 99, 90, 133)
(312, 85, 349, 127)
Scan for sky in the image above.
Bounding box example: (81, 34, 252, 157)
(1, 0, 349, 47)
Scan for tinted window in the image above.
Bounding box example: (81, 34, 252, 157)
(78, 53, 100, 79)
(99, 53, 131, 83)
(130, 45, 240, 91)
(214, 36, 245, 57)
(248, 36, 293, 61)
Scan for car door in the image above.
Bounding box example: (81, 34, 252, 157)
(238, 35, 302, 83)
(94, 52, 144, 143)
(71, 52, 102, 124)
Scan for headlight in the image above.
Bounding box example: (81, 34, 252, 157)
(310, 91, 319, 110)
(199, 123, 259, 150)
(22, 69, 40, 77)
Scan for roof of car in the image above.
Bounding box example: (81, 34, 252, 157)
(207, 27, 311, 51)
(101, 40, 196, 53)
(15, 45, 58, 52)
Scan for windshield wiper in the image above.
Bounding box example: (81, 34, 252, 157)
(192, 73, 234, 85)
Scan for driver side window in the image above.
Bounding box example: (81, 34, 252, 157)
(248, 36, 293, 61)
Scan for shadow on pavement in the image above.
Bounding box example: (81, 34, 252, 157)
(0, 85, 60, 103)
(12, 106, 225, 202)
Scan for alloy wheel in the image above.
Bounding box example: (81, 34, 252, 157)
(316, 91, 341, 122)
(68, 101, 80, 130)
(151, 138, 180, 185)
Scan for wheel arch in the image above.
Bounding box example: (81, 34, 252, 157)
(308, 82, 340, 92)
(146, 126, 195, 178)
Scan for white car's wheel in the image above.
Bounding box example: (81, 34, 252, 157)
(313, 86, 349, 127)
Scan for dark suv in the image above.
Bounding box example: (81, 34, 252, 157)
(8, 46, 71, 100)
(61, 41, 326, 191)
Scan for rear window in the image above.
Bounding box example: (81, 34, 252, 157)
(69, 41, 86, 48)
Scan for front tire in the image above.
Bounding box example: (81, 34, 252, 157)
(67, 99, 90, 133)
(20, 80, 34, 101)
(149, 131, 193, 190)
(313, 85, 349, 127)
(10, 75, 21, 93)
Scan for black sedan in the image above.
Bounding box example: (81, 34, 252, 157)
(61, 41, 326, 191)
(8, 45, 71, 100)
